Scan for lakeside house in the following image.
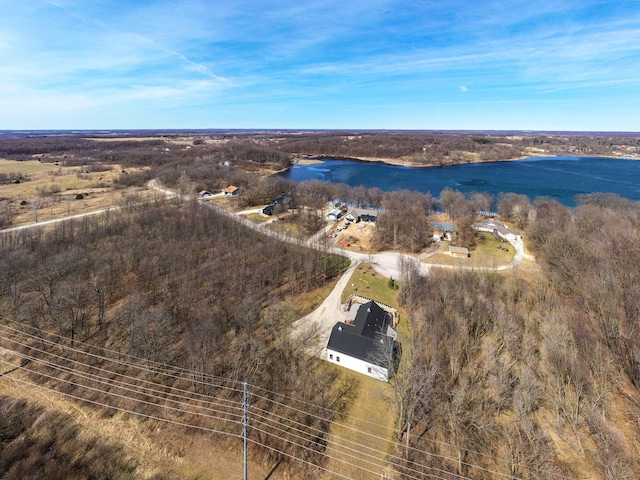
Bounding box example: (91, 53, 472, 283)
(349, 208, 378, 223)
(326, 300, 401, 382)
(473, 219, 521, 242)
(275, 193, 293, 208)
(432, 221, 456, 242)
(263, 193, 294, 216)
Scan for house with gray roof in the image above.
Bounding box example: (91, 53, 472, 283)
(326, 300, 401, 381)
(473, 219, 521, 242)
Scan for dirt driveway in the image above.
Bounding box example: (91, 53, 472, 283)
(290, 259, 360, 357)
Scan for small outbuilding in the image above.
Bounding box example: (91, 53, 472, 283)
(224, 185, 239, 195)
(449, 246, 470, 258)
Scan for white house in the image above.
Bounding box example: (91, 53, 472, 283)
(326, 301, 401, 382)
(473, 219, 521, 242)
(327, 208, 342, 221)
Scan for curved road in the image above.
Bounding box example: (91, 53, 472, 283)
(2, 179, 533, 279)
(2, 180, 535, 354)
(147, 180, 536, 354)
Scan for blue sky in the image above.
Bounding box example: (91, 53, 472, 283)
(1, 0, 639, 131)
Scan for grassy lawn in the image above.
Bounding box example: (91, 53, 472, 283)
(424, 233, 514, 268)
(242, 212, 267, 223)
(324, 368, 397, 480)
(341, 263, 401, 307)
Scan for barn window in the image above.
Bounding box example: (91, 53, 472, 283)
(336, 356, 340, 362)
(329, 354, 333, 360)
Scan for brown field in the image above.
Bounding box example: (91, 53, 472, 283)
(0, 158, 151, 227)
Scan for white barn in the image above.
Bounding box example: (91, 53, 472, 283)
(326, 301, 401, 382)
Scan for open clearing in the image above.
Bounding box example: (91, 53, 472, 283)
(0, 158, 60, 175)
(0, 159, 150, 227)
(423, 233, 515, 268)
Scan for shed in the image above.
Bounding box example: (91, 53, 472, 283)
(449, 246, 470, 258)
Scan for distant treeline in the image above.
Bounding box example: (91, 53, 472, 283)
(2, 131, 639, 169)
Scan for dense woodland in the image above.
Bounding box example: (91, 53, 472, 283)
(0, 198, 353, 478)
(3, 133, 640, 478)
(394, 198, 640, 479)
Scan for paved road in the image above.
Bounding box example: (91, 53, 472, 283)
(0, 206, 119, 233)
(1, 179, 536, 357)
(1, 179, 535, 280)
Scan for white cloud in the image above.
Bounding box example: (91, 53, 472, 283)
(459, 85, 468, 92)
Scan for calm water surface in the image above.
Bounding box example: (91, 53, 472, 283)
(280, 156, 640, 206)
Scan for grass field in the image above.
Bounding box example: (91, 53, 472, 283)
(323, 368, 397, 480)
(0, 158, 60, 175)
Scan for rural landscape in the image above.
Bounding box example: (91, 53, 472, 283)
(1, 130, 640, 479)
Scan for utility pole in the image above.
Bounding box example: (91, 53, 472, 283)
(243, 381, 249, 480)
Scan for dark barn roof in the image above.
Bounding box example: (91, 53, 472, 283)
(275, 194, 292, 205)
(353, 301, 391, 338)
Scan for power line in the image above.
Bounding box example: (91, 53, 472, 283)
(0, 358, 242, 440)
(0, 340, 498, 480)
(1, 342, 245, 428)
(0, 319, 242, 391)
(0, 319, 575, 480)
(1, 354, 449, 480)
(0, 352, 243, 429)
(0, 327, 245, 413)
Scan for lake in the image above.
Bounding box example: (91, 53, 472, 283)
(280, 156, 640, 206)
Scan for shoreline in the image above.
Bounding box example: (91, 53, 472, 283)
(292, 152, 635, 169)
(293, 153, 535, 169)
